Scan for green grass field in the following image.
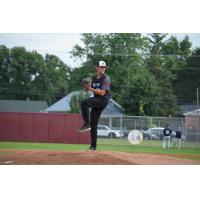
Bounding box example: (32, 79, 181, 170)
(0, 139, 200, 157)
(98, 138, 200, 148)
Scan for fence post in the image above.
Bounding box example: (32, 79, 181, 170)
(150, 117, 152, 128)
(196, 111, 199, 148)
(120, 115, 123, 138)
(109, 116, 112, 128)
(134, 119, 136, 129)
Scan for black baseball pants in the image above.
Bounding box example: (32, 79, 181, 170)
(81, 97, 108, 148)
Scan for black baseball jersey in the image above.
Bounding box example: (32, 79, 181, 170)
(163, 128, 172, 136)
(175, 131, 182, 139)
(91, 74, 110, 99)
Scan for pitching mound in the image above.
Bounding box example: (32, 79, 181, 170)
(0, 149, 200, 165)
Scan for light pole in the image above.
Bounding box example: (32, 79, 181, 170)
(197, 88, 199, 109)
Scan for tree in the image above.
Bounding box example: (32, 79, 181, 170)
(0, 45, 70, 104)
(120, 66, 159, 116)
(43, 54, 70, 104)
(0, 45, 10, 99)
(68, 65, 95, 93)
(174, 47, 200, 104)
(161, 35, 192, 105)
(71, 33, 150, 115)
(161, 35, 192, 72)
(69, 91, 91, 113)
(70, 33, 195, 116)
(145, 34, 178, 116)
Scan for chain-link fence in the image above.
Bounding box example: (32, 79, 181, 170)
(97, 115, 200, 148)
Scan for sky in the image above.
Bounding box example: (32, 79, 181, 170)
(0, 33, 200, 68)
(0, 33, 83, 68)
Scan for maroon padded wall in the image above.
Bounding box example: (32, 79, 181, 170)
(1, 113, 19, 141)
(33, 113, 49, 143)
(18, 113, 34, 142)
(48, 114, 65, 143)
(0, 112, 90, 144)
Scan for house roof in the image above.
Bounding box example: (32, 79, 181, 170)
(45, 91, 81, 112)
(177, 104, 199, 116)
(45, 91, 124, 115)
(0, 100, 48, 112)
(184, 108, 200, 116)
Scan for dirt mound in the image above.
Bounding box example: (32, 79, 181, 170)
(0, 149, 200, 165)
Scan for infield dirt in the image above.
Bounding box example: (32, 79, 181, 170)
(0, 149, 200, 165)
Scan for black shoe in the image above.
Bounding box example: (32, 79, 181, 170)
(88, 146, 96, 151)
(78, 124, 91, 133)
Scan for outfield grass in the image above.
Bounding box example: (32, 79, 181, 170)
(0, 142, 87, 151)
(98, 138, 199, 148)
(0, 141, 199, 156)
(98, 138, 162, 146)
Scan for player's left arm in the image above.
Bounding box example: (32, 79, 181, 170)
(84, 76, 110, 97)
(83, 84, 106, 96)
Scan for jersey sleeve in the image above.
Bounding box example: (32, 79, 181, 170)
(101, 76, 110, 90)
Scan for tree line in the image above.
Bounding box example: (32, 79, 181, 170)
(0, 45, 70, 104)
(1, 33, 200, 116)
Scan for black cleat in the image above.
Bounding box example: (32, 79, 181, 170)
(78, 124, 91, 133)
(88, 146, 96, 151)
